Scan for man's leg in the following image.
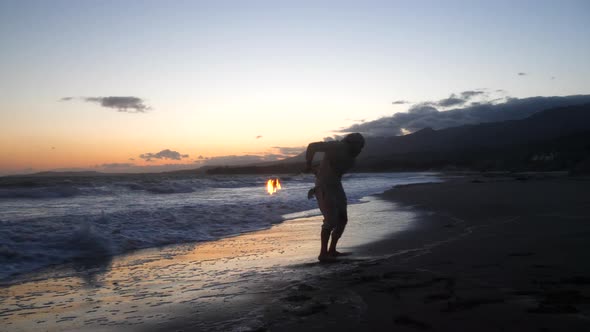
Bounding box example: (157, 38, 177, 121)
(328, 199, 348, 256)
(319, 228, 331, 259)
(327, 232, 340, 254)
(327, 222, 346, 255)
(316, 186, 337, 261)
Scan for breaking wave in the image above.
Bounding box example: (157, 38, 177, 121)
(0, 172, 439, 282)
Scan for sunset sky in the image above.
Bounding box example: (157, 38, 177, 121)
(1, 0, 589, 175)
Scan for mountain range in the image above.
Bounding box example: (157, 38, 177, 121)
(207, 103, 590, 174)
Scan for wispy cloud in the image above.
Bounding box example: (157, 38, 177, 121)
(392, 100, 410, 105)
(517, 72, 527, 76)
(139, 149, 189, 162)
(431, 90, 488, 108)
(60, 96, 151, 113)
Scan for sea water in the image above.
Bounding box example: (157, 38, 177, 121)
(0, 172, 439, 282)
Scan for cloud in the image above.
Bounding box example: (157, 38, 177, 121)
(61, 96, 151, 113)
(392, 100, 410, 105)
(460, 90, 485, 99)
(435, 95, 465, 107)
(429, 90, 488, 108)
(341, 94, 590, 137)
(323, 135, 344, 142)
(518, 72, 527, 76)
(139, 149, 189, 162)
(271, 146, 305, 156)
(256, 135, 263, 139)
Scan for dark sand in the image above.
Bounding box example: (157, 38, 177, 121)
(262, 175, 590, 331)
(2, 175, 590, 331)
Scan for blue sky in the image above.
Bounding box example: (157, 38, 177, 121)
(0, 0, 589, 174)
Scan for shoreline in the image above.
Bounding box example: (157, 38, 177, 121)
(0, 194, 416, 332)
(260, 174, 590, 331)
(0, 171, 439, 286)
(3, 174, 590, 331)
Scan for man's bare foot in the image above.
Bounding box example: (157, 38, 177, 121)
(328, 251, 351, 257)
(318, 254, 338, 263)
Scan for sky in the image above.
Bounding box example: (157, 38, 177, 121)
(1, 0, 589, 175)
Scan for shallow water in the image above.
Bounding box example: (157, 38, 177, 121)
(0, 196, 418, 332)
(0, 172, 439, 282)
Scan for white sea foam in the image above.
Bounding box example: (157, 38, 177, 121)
(0, 172, 439, 282)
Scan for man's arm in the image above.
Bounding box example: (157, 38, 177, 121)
(305, 141, 342, 171)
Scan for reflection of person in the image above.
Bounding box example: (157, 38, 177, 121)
(305, 133, 365, 262)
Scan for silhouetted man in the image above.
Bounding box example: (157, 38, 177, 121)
(305, 133, 365, 262)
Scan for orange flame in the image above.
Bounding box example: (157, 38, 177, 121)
(266, 178, 282, 195)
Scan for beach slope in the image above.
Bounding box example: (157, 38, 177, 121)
(263, 175, 590, 331)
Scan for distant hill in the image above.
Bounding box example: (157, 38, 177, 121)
(360, 103, 589, 155)
(20, 171, 107, 177)
(208, 103, 590, 174)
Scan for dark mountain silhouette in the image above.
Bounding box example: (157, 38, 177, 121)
(207, 103, 590, 174)
(359, 103, 590, 155)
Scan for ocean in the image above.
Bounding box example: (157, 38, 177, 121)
(0, 172, 439, 283)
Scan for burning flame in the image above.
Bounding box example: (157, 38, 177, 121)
(266, 178, 282, 195)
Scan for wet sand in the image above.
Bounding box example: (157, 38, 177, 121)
(2, 175, 590, 331)
(0, 197, 411, 331)
(263, 175, 590, 331)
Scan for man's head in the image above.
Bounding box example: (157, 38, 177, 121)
(342, 133, 365, 157)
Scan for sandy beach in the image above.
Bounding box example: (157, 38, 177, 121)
(264, 174, 590, 331)
(2, 174, 590, 331)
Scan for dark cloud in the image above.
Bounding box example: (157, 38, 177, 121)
(436, 95, 465, 107)
(392, 100, 410, 105)
(85, 96, 150, 113)
(256, 135, 263, 139)
(139, 149, 189, 162)
(518, 72, 527, 76)
(430, 90, 488, 108)
(460, 90, 485, 99)
(61, 96, 150, 113)
(341, 94, 590, 137)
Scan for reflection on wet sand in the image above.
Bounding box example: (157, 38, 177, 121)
(0, 198, 409, 331)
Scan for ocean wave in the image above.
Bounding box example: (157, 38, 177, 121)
(0, 186, 83, 199)
(0, 172, 440, 282)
